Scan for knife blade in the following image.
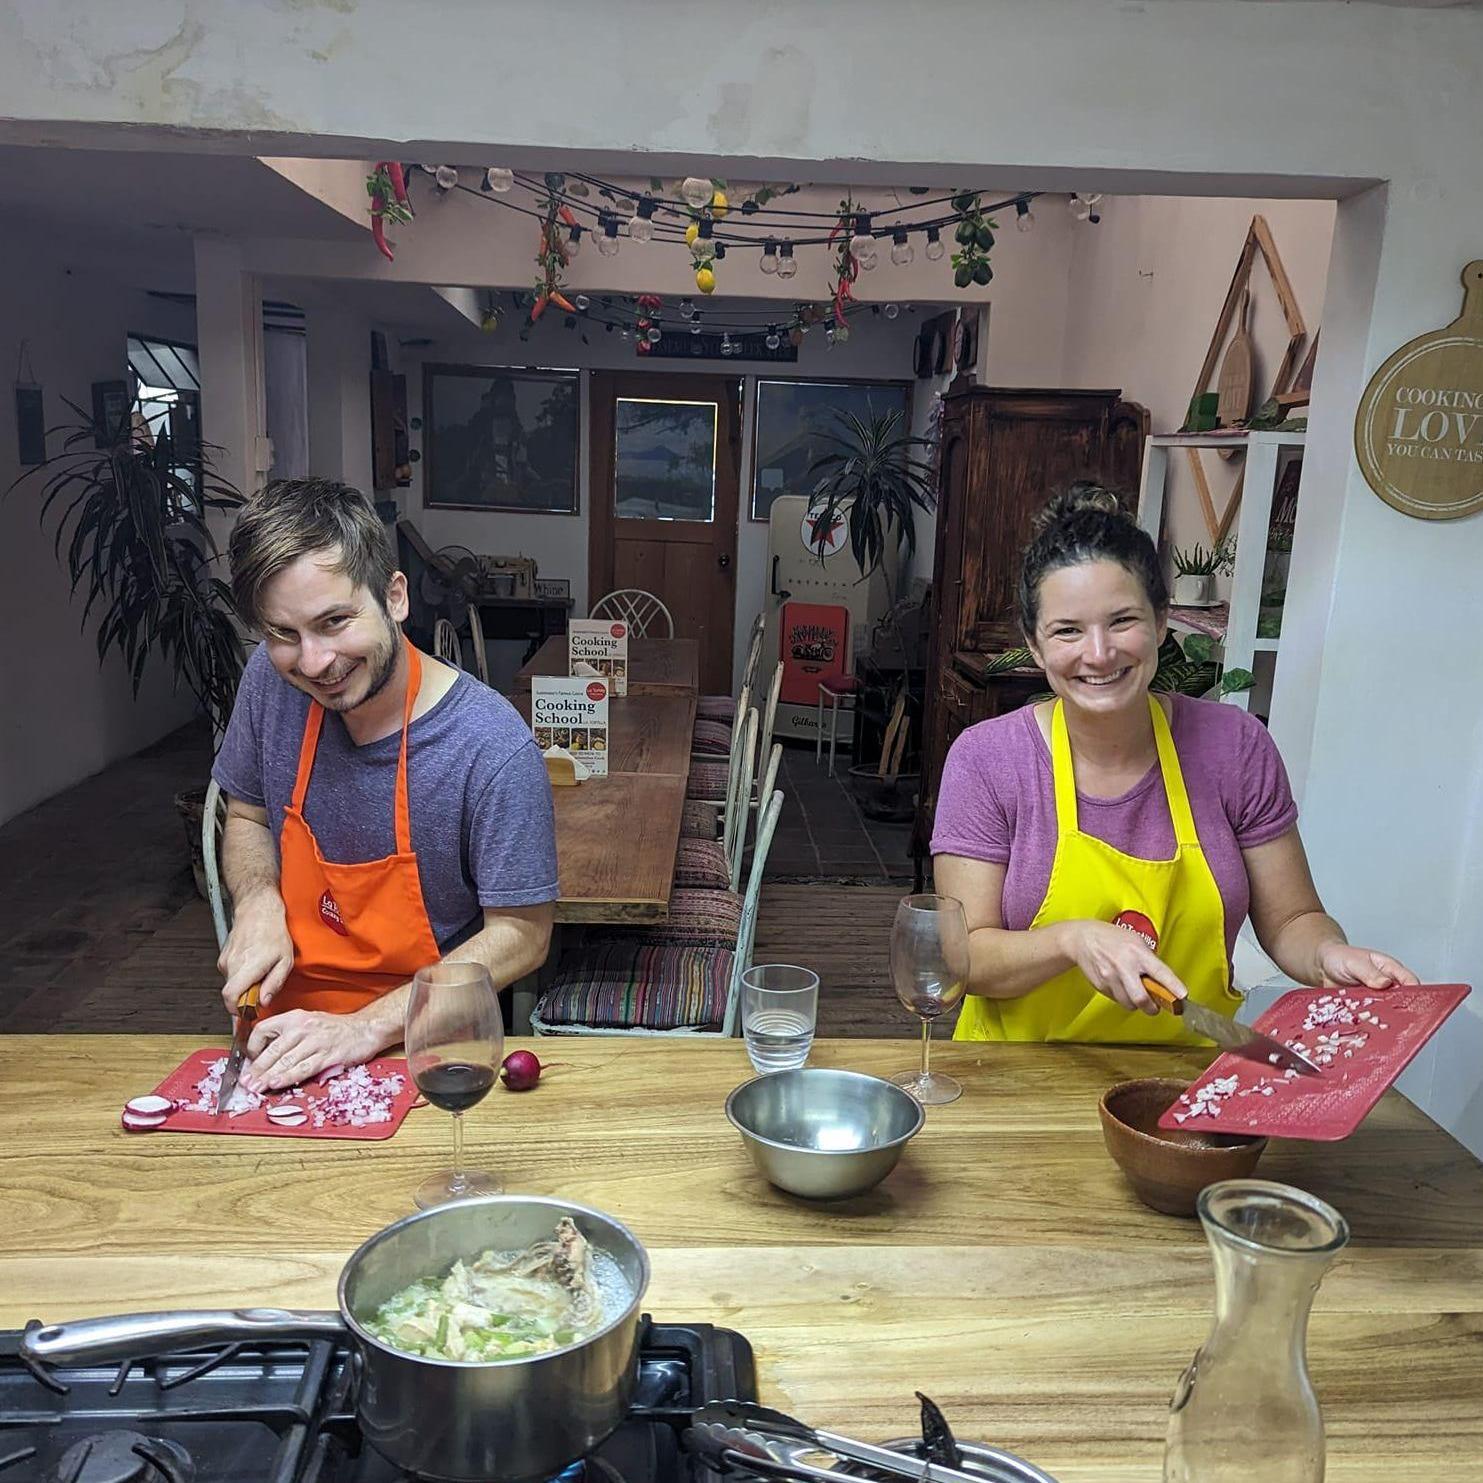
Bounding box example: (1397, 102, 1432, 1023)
(216, 983, 262, 1117)
(1141, 977, 1321, 1076)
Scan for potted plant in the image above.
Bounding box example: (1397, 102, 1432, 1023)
(805, 409, 937, 820)
(1170, 540, 1234, 606)
(7, 397, 247, 892)
(984, 632, 1254, 703)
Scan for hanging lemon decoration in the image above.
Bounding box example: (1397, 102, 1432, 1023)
(695, 265, 716, 295)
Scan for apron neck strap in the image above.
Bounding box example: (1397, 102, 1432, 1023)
(289, 636, 421, 856)
(1049, 695, 1200, 846)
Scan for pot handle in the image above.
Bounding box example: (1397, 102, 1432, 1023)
(22, 1308, 346, 1365)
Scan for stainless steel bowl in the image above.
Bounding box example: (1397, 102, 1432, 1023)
(725, 1068, 925, 1199)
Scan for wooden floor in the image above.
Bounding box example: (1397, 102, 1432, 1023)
(0, 725, 921, 1039)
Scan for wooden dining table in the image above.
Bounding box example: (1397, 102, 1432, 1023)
(515, 634, 701, 695)
(3, 1035, 1480, 1482)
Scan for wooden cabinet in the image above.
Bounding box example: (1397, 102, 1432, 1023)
(913, 385, 1149, 882)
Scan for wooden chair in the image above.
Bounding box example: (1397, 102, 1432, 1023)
(698, 612, 765, 723)
(433, 617, 464, 670)
(202, 777, 230, 953)
(530, 788, 784, 1038)
(466, 602, 492, 686)
(589, 588, 675, 639)
(676, 710, 758, 890)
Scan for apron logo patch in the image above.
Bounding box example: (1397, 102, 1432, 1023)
(319, 891, 349, 936)
(1114, 909, 1158, 951)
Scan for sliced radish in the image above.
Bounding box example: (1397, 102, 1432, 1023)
(121, 1109, 168, 1131)
(266, 1103, 306, 1123)
(267, 1109, 308, 1127)
(125, 1095, 174, 1117)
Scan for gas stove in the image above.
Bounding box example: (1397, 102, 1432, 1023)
(0, 1318, 755, 1483)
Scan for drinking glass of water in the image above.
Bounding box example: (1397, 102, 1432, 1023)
(741, 964, 819, 1074)
(889, 894, 969, 1105)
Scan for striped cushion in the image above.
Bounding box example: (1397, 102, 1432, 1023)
(691, 717, 734, 756)
(642, 887, 742, 946)
(697, 693, 737, 721)
(686, 761, 730, 801)
(674, 837, 730, 890)
(537, 941, 735, 1030)
(681, 800, 719, 838)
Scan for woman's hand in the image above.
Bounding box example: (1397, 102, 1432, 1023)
(1063, 919, 1190, 1015)
(239, 1010, 385, 1093)
(1315, 942, 1419, 990)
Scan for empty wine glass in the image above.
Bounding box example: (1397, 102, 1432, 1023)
(889, 894, 970, 1105)
(406, 962, 504, 1209)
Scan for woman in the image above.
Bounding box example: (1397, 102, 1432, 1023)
(932, 485, 1416, 1043)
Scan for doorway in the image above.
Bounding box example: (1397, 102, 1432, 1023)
(588, 371, 742, 693)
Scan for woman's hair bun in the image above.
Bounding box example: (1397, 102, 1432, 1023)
(1030, 481, 1126, 537)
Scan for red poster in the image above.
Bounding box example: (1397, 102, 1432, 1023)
(779, 602, 850, 705)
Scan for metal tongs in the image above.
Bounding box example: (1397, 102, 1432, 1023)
(682, 1400, 1057, 1483)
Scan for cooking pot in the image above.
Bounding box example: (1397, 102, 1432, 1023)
(22, 1195, 650, 1483)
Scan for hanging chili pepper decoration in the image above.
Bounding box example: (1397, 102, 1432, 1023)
(366, 162, 414, 262)
(827, 199, 859, 328)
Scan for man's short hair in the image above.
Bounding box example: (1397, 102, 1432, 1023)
(228, 478, 396, 628)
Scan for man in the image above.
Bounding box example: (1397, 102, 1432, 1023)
(212, 478, 557, 1092)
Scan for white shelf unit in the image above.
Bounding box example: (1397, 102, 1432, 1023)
(1135, 429, 1305, 711)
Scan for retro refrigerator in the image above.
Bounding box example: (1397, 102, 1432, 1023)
(762, 494, 895, 745)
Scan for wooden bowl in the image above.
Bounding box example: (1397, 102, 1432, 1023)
(1099, 1077, 1267, 1217)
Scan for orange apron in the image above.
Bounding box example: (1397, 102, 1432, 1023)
(268, 639, 441, 1018)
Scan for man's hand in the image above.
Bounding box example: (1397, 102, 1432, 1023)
(239, 1009, 387, 1093)
(218, 890, 295, 1018)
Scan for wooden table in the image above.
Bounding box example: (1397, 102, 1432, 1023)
(516, 692, 697, 778)
(515, 635, 700, 695)
(3, 1036, 1480, 1482)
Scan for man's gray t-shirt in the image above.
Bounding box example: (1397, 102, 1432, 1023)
(213, 644, 559, 950)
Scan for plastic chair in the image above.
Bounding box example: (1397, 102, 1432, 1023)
(466, 603, 492, 686)
(433, 617, 464, 670)
(530, 788, 784, 1038)
(589, 589, 675, 639)
(202, 778, 231, 953)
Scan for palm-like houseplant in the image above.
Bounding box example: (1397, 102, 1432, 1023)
(805, 409, 937, 818)
(7, 398, 247, 881)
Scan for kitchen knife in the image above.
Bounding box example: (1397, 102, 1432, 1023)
(215, 983, 262, 1116)
(1141, 977, 1322, 1076)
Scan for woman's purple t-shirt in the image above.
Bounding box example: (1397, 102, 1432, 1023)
(930, 695, 1298, 959)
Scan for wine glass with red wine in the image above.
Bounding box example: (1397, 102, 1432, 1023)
(889, 894, 970, 1105)
(406, 962, 504, 1209)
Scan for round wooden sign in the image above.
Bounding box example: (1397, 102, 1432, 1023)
(1354, 261, 1483, 521)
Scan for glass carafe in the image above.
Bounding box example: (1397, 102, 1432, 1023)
(1165, 1179, 1349, 1483)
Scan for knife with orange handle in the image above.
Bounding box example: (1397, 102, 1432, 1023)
(1140, 975, 1322, 1076)
(215, 983, 262, 1116)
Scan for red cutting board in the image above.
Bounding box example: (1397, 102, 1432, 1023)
(1158, 984, 1470, 1141)
(126, 1048, 423, 1140)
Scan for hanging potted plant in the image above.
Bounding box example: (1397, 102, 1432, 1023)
(6, 397, 247, 892)
(805, 409, 937, 821)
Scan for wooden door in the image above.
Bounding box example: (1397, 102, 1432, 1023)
(589, 372, 741, 694)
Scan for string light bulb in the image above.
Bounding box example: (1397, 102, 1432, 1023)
(760, 241, 779, 275)
(890, 229, 914, 267)
(925, 226, 945, 261)
(775, 241, 798, 280)
(690, 217, 714, 261)
(628, 197, 656, 243)
(766, 327, 781, 351)
(575, 294, 591, 311)
(884, 303, 901, 320)
(483, 167, 514, 193)
(721, 333, 733, 357)
(691, 320, 703, 336)
(647, 326, 662, 344)
(1015, 199, 1035, 233)
(849, 213, 877, 270)
(597, 216, 621, 257)
(434, 166, 459, 191)
(566, 224, 583, 258)
(680, 176, 714, 209)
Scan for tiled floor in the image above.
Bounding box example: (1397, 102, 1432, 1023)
(766, 744, 915, 884)
(0, 722, 916, 1038)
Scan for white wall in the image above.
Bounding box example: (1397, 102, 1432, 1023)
(6, 0, 1483, 1151)
(0, 234, 202, 825)
(398, 305, 927, 691)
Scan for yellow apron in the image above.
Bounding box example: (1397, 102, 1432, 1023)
(955, 696, 1239, 1043)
